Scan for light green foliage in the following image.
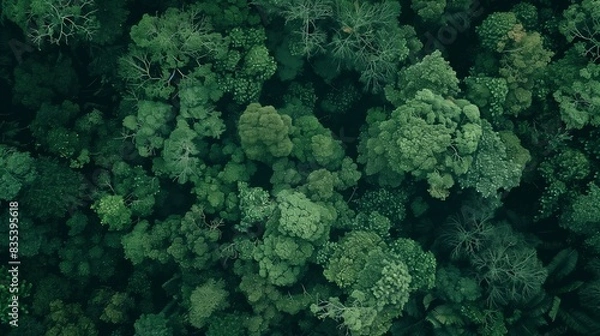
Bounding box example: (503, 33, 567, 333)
(123, 100, 174, 157)
(560, 0, 600, 62)
(371, 261, 411, 309)
(21, 158, 84, 219)
(320, 231, 434, 335)
(289, 115, 346, 170)
(119, 6, 225, 99)
(129, 7, 223, 69)
(12, 56, 79, 110)
(323, 231, 386, 289)
(273, 0, 333, 57)
(45, 300, 98, 336)
(177, 70, 225, 138)
(274, 189, 332, 242)
(458, 120, 530, 198)
(2, 0, 99, 46)
(300, 169, 339, 201)
(411, 0, 446, 22)
(238, 103, 294, 162)
(91, 195, 131, 231)
(152, 120, 204, 184)
(254, 234, 314, 286)
(253, 189, 332, 286)
(108, 162, 159, 217)
(497, 25, 554, 115)
(134, 313, 173, 336)
(311, 293, 379, 335)
(0, 145, 36, 200)
(347, 211, 392, 237)
(358, 89, 482, 199)
(385, 50, 460, 106)
(188, 279, 229, 329)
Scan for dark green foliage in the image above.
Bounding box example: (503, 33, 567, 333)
(4, 1, 600, 336)
(20, 158, 84, 219)
(134, 313, 173, 336)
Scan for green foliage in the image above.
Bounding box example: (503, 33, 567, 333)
(236, 182, 275, 233)
(152, 120, 204, 184)
(121, 205, 218, 270)
(134, 313, 173, 336)
(238, 103, 294, 162)
(21, 158, 84, 219)
(330, 0, 410, 91)
(537, 147, 591, 220)
(0, 145, 36, 201)
(560, 0, 600, 62)
(91, 195, 132, 231)
(216, 27, 277, 103)
(435, 265, 481, 303)
(552, 56, 600, 129)
(411, 0, 446, 22)
(464, 76, 509, 126)
(358, 89, 482, 199)
(458, 120, 530, 198)
(561, 183, 600, 252)
(45, 300, 98, 336)
(389, 238, 437, 292)
(188, 279, 229, 329)
(2, 0, 99, 46)
(472, 226, 548, 307)
(355, 188, 407, 224)
(476, 12, 519, 52)
(385, 50, 460, 106)
(123, 100, 174, 157)
(12, 56, 79, 110)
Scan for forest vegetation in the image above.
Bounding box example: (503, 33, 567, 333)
(1, 0, 600, 335)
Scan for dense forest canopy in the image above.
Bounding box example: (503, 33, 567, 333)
(1, 0, 600, 335)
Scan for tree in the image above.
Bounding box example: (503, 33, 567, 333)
(122, 100, 174, 157)
(358, 89, 482, 199)
(458, 120, 530, 199)
(91, 195, 132, 231)
(134, 314, 173, 336)
(385, 50, 460, 106)
(0, 145, 36, 201)
(238, 103, 293, 162)
(188, 279, 229, 329)
(20, 158, 84, 219)
(2, 0, 99, 46)
(560, 0, 600, 62)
